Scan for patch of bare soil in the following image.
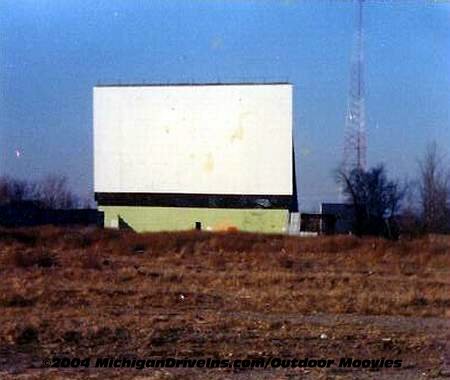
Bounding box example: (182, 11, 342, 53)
(0, 227, 449, 379)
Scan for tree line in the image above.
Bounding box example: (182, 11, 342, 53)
(0, 174, 90, 209)
(1, 143, 449, 237)
(337, 142, 450, 238)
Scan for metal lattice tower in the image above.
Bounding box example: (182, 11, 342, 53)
(342, 0, 367, 175)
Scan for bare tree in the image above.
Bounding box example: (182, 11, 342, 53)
(0, 177, 11, 204)
(337, 165, 405, 238)
(0, 176, 36, 205)
(36, 175, 78, 209)
(418, 142, 450, 233)
(83, 196, 95, 209)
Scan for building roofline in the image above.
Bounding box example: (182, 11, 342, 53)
(94, 82, 292, 88)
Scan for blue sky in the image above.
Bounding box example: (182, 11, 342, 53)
(0, 0, 449, 209)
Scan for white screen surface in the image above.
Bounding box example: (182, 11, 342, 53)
(94, 84, 293, 195)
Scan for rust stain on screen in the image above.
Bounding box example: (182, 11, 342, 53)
(203, 153, 214, 173)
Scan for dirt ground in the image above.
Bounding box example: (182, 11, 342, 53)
(0, 227, 449, 379)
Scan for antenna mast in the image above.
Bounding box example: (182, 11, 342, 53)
(342, 0, 367, 175)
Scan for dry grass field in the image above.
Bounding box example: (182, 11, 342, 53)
(0, 227, 449, 379)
